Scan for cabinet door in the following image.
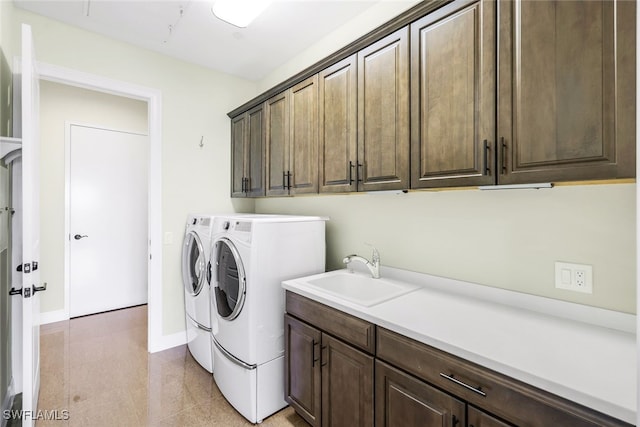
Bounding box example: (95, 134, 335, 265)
(376, 360, 465, 427)
(411, 0, 495, 189)
(230, 113, 247, 197)
(319, 55, 358, 193)
(265, 91, 290, 196)
(497, 0, 635, 184)
(285, 314, 322, 427)
(289, 75, 319, 194)
(322, 334, 374, 427)
(357, 27, 410, 192)
(468, 406, 513, 427)
(246, 104, 265, 197)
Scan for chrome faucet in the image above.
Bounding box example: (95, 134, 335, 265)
(342, 245, 380, 279)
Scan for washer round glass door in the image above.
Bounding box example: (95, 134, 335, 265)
(182, 231, 205, 296)
(213, 237, 246, 320)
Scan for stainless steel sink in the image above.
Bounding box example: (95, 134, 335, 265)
(303, 270, 419, 307)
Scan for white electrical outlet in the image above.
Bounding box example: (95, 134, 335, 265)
(555, 262, 593, 294)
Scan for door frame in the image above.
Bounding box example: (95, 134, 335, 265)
(65, 122, 149, 318)
(37, 62, 167, 353)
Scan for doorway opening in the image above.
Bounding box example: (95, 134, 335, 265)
(37, 64, 164, 352)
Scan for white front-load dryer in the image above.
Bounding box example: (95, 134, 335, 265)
(210, 215, 327, 423)
(182, 214, 216, 373)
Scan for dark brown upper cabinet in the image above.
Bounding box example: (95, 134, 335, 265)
(265, 90, 290, 196)
(497, 0, 636, 184)
(230, 104, 265, 197)
(289, 75, 319, 195)
(318, 55, 358, 193)
(231, 0, 636, 197)
(410, 0, 496, 189)
(265, 75, 319, 196)
(357, 27, 410, 192)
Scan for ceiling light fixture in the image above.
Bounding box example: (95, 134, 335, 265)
(211, 0, 272, 28)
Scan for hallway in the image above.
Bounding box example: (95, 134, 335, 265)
(37, 305, 307, 426)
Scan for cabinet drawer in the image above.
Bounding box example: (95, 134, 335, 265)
(285, 291, 375, 354)
(377, 328, 630, 427)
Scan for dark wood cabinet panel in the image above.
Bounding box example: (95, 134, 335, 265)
(230, 104, 265, 197)
(377, 327, 631, 427)
(265, 76, 319, 197)
(321, 334, 374, 427)
(231, 113, 247, 197)
(285, 291, 375, 354)
(497, 0, 635, 183)
(357, 27, 410, 191)
(290, 75, 319, 194)
(285, 314, 321, 427)
(318, 55, 358, 193)
(285, 294, 375, 427)
(265, 91, 290, 196)
(246, 106, 265, 196)
(468, 406, 514, 427)
(376, 360, 465, 427)
(411, 0, 495, 188)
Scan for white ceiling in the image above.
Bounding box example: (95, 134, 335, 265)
(13, 0, 383, 81)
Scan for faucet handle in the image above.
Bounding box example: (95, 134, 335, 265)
(365, 243, 380, 263)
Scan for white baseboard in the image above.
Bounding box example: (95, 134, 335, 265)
(148, 330, 187, 354)
(39, 309, 68, 325)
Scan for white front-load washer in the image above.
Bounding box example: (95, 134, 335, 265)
(182, 213, 216, 373)
(210, 214, 327, 423)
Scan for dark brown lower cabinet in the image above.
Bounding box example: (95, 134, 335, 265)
(284, 313, 374, 427)
(285, 293, 631, 427)
(377, 327, 632, 427)
(376, 360, 465, 427)
(285, 314, 321, 426)
(322, 335, 374, 427)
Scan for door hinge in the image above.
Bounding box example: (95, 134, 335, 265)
(18, 261, 38, 273)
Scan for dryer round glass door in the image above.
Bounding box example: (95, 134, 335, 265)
(182, 231, 205, 296)
(213, 238, 246, 320)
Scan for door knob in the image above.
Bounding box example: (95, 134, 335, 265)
(74, 234, 88, 240)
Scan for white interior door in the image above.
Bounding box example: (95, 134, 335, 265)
(20, 23, 43, 427)
(69, 124, 148, 318)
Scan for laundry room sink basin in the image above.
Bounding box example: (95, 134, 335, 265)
(302, 270, 419, 307)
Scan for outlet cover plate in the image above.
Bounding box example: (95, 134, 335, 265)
(555, 262, 593, 294)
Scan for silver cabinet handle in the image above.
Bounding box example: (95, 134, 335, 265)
(439, 373, 487, 397)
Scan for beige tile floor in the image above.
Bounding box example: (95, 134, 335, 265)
(37, 305, 308, 427)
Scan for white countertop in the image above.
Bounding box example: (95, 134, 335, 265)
(282, 266, 637, 425)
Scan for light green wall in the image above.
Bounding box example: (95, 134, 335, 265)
(254, 0, 637, 314)
(39, 81, 148, 313)
(8, 5, 257, 335)
(256, 185, 636, 313)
